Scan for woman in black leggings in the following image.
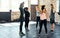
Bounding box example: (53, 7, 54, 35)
(24, 7, 30, 31)
(39, 5, 48, 35)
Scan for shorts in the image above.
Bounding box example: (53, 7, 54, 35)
(50, 18, 55, 24)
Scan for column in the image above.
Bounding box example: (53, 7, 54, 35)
(58, 0, 60, 25)
(28, 0, 31, 20)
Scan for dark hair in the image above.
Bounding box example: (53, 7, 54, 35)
(24, 7, 28, 11)
(41, 5, 45, 10)
(50, 4, 54, 9)
(24, 7, 28, 10)
(51, 4, 53, 6)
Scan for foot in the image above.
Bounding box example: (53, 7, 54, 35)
(38, 34, 40, 38)
(50, 30, 54, 33)
(45, 33, 48, 36)
(19, 32, 25, 36)
(27, 29, 29, 32)
(38, 34, 40, 36)
(25, 27, 29, 32)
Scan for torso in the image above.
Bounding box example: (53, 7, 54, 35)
(50, 8, 55, 19)
(40, 9, 47, 20)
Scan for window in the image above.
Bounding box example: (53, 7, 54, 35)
(0, 0, 9, 12)
(56, 0, 59, 12)
(0, 0, 28, 12)
(31, 0, 38, 5)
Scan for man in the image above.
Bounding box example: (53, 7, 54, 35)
(19, 2, 25, 36)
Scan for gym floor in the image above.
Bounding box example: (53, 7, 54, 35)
(0, 21, 60, 38)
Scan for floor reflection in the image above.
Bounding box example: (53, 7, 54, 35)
(0, 22, 60, 38)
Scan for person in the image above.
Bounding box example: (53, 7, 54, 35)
(39, 5, 48, 35)
(50, 4, 55, 32)
(36, 6, 40, 28)
(24, 7, 30, 31)
(19, 2, 25, 35)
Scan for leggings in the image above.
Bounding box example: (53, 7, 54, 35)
(39, 19, 47, 34)
(36, 16, 40, 27)
(25, 18, 29, 29)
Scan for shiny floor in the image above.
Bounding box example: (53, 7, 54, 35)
(0, 21, 60, 38)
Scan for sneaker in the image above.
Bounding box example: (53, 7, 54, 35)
(45, 34, 48, 36)
(38, 34, 40, 36)
(50, 30, 54, 33)
(19, 32, 25, 36)
(25, 27, 29, 32)
(36, 34, 40, 38)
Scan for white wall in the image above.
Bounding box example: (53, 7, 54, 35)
(0, 0, 28, 12)
(0, 0, 9, 12)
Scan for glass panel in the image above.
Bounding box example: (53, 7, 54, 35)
(56, 0, 59, 12)
(0, 0, 9, 12)
(31, 0, 38, 5)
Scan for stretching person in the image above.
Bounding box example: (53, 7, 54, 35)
(19, 2, 25, 35)
(24, 7, 30, 31)
(36, 6, 40, 28)
(39, 5, 48, 35)
(50, 4, 55, 32)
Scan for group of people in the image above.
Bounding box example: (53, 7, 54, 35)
(19, 2, 55, 36)
(36, 4, 55, 35)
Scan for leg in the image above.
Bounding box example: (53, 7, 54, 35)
(38, 17, 40, 27)
(39, 20, 43, 34)
(44, 19, 47, 34)
(20, 21, 23, 32)
(25, 18, 29, 31)
(20, 21, 25, 36)
(27, 19, 29, 28)
(51, 23, 55, 31)
(25, 19, 27, 28)
(25, 18, 29, 28)
(25, 19, 29, 29)
(50, 19, 55, 31)
(36, 17, 38, 28)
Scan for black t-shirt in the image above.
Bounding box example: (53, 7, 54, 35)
(24, 11, 30, 18)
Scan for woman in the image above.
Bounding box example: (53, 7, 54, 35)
(36, 6, 40, 28)
(50, 4, 55, 32)
(19, 2, 25, 36)
(39, 5, 48, 35)
(24, 7, 30, 31)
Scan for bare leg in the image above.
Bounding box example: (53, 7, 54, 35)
(51, 23, 55, 31)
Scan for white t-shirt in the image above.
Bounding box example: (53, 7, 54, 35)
(36, 11, 40, 16)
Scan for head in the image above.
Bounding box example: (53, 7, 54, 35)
(20, 2, 24, 7)
(24, 7, 28, 11)
(51, 4, 54, 9)
(41, 5, 45, 10)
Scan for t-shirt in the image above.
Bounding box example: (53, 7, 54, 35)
(36, 11, 40, 16)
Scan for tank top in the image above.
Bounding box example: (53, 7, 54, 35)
(40, 13, 47, 20)
(50, 8, 55, 19)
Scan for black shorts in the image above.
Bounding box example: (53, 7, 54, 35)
(50, 19, 55, 24)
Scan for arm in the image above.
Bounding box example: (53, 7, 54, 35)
(45, 9, 48, 20)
